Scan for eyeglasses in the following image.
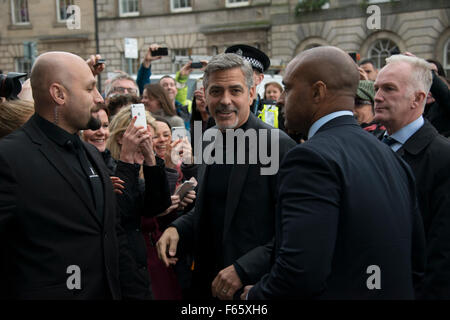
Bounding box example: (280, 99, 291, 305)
(111, 86, 138, 95)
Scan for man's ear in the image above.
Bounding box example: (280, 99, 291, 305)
(49, 83, 66, 105)
(249, 85, 256, 101)
(311, 81, 326, 103)
(412, 91, 427, 109)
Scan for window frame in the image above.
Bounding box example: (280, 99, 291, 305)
(225, 0, 249, 8)
(170, 0, 192, 13)
(444, 38, 450, 76)
(11, 0, 30, 25)
(56, 0, 74, 23)
(15, 57, 32, 76)
(367, 38, 400, 69)
(119, 0, 139, 17)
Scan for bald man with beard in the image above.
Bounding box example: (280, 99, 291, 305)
(0, 52, 151, 299)
(242, 46, 426, 299)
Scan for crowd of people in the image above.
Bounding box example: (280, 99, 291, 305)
(0, 41, 449, 300)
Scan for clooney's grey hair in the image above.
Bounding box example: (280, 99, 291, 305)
(203, 53, 254, 90)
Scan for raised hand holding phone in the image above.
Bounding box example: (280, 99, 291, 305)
(131, 104, 147, 128)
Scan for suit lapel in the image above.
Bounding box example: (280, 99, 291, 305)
(195, 164, 208, 220)
(84, 143, 110, 226)
(24, 118, 101, 227)
(38, 143, 101, 226)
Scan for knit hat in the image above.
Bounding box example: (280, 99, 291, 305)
(356, 80, 375, 104)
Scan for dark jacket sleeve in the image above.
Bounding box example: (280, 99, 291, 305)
(181, 163, 199, 181)
(170, 208, 196, 248)
(142, 157, 172, 216)
(418, 162, 450, 299)
(136, 63, 152, 96)
(115, 202, 152, 300)
(430, 71, 450, 117)
(114, 159, 171, 218)
(165, 167, 180, 195)
(114, 161, 142, 223)
(0, 153, 17, 298)
(248, 146, 341, 299)
(110, 161, 151, 299)
(235, 132, 296, 285)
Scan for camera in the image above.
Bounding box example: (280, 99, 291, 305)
(0, 72, 27, 100)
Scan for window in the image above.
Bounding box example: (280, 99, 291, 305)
(171, 0, 192, 12)
(368, 39, 400, 69)
(11, 0, 30, 24)
(444, 38, 450, 77)
(121, 53, 139, 76)
(119, 0, 139, 17)
(56, 0, 74, 22)
(15, 58, 32, 77)
(226, 0, 249, 8)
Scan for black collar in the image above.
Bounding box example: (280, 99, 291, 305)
(400, 120, 438, 155)
(33, 113, 82, 151)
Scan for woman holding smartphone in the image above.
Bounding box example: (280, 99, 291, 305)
(107, 106, 192, 300)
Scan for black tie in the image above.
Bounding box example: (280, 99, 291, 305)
(381, 135, 397, 146)
(70, 137, 104, 222)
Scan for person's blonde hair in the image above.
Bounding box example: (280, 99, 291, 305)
(0, 99, 35, 139)
(106, 105, 156, 160)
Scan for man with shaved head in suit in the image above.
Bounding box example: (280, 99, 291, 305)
(0, 52, 151, 299)
(242, 46, 426, 299)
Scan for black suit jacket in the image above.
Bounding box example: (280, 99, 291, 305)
(249, 115, 426, 299)
(0, 114, 150, 299)
(172, 113, 296, 288)
(397, 120, 450, 299)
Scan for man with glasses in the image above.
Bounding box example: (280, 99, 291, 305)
(105, 74, 139, 102)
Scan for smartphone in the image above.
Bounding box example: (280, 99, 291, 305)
(175, 180, 195, 200)
(131, 103, 147, 128)
(151, 47, 169, 56)
(191, 61, 203, 69)
(172, 126, 189, 142)
(93, 59, 106, 67)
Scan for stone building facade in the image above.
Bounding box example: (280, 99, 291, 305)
(0, 0, 97, 76)
(0, 0, 449, 89)
(94, 0, 449, 88)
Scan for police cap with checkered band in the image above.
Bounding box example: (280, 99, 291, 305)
(225, 44, 270, 73)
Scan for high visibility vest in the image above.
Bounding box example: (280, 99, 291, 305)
(258, 103, 279, 128)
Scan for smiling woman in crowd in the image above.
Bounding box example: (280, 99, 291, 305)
(81, 103, 116, 174)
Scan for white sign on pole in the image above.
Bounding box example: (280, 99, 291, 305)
(124, 38, 138, 59)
